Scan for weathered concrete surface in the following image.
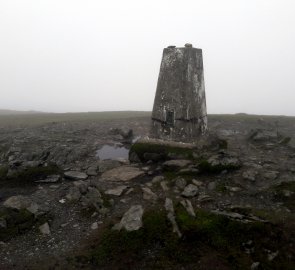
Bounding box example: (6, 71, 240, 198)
(150, 44, 207, 142)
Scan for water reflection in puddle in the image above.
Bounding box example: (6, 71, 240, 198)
(96, 145, 129, 160)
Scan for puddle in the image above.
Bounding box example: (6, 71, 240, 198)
(96, 145, 129, 160)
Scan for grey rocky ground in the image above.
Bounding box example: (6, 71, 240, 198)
(0, 114, 295, 269)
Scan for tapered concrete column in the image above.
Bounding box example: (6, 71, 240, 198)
(150, 44, 208, 142)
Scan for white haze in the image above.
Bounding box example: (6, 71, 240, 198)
(0, 0, 295, 115)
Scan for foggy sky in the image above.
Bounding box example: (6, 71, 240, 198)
(0, 0, 295, 115)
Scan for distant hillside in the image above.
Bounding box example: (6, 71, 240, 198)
(0, 109, 45, 115)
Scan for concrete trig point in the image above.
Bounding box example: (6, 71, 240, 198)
(150, 43, 208, 142)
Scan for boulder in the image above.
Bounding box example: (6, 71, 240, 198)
(113, 205, 144, 231)
(3, 195, 39, 215)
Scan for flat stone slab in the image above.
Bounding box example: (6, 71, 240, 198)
(105, 185, 128, 196)
(101, 166, 145, 181)
(64, 171, 88, 180)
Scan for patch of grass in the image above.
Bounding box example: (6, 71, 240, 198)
(49, 206, 295, 269)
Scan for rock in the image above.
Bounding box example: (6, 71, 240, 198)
(87, 166, 98, 176)
(97, 159, 122, 173)
(182, 184, 199, 198)
(66, 186, 81, 202)
(35, 174, 61, 183)
(113, 205, 144, 231)
(129, 152, 141, 163)
(163, 160, 192, 171)
(180, 199, 196, 217)
(211, 210, 244, 220)
(242, 170, 257, 182)
(0, 218, 7, 229)
(178, 167, 199, 175)
(91, 222, 98, 230)
(226, 186, 241, 192)
(174, 177, 187, 189)
(165, 198, 182, 238)
(73, 180, 89, 194)
(143, 152, 165, 162)
(192, 179, 203, 186)
(268, 250, 279, 261)
(101, 166, 145, 181)
(3, 195, 39, 215)
(263, 171, 279, 180)
(105, 185, 128, 196)
(152, 175, 165, 183)
(248, 129, 279, 142)
(165, 198, 174, 213)
(207, 182, 217, 190)
(142, 187, 158, 201)
(251, 262, 260, 270)
(160, 181, 169, 192)
(39, 222, 50, 235)
(198, 194, 213, 203)
(204, 153, 241, 172)
(64, 171, 88, 180)
(81, 187, 104, 211)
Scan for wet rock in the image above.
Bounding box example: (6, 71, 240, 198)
(64, 171, 88, 180)
(101, 166, 145, 181)
(181, 184, 199, 198)
(105, 185, 128, 196)
(66, 186, 81, 202)
(113, 205, 144, 231)
(39, 222, 50, 235)
(142, 187, 158, 201)
(163, 160, 192, 171)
